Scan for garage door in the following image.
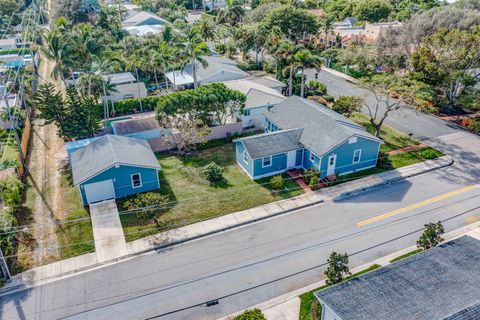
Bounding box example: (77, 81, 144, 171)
(84, 180, 115, 204)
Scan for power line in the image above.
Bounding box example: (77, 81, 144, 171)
(15, 203, 478, 319)
(0, 152, 437, 238)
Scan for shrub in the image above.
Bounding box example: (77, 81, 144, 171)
(332, 96, 363, 117)
(323, 95, 335, 103)
(270, 175, 284, 190)
(307, 95, 332, 106)
(121, 192, 170, 220)
(203, 162, 224, 182)
(306, 80, 327, 96)
(420, 149, 438, 160)
(0, 175, 23, 208)
(461, 117, 480, 133)
(417, 221, 444, 250)
(376, 151, 393, 170)
(308, 174, 320, 190)
(304, 168, 319, 186)
(233, 308, 266, 320)
(237, 62, 263, 71)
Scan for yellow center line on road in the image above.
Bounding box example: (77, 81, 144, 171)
(356, 185, 479, 227)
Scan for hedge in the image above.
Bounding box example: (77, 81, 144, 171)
(97, 95, 162, 119)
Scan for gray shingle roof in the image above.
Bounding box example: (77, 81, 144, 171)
(183, 56, 248, 81)
(71, 135, 160, 185)
(122, 11, 168, 27)
(105, 72, 136, 85)
(236, 128, 303, 159)
(222, 79, 286, 109)
(265, 96, 381, 157)
(112, 115, 160, 135)
(246, 76, 287, 89)
(315, 236, 480, 320)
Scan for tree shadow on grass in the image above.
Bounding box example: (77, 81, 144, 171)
(208, 178, 232, 189)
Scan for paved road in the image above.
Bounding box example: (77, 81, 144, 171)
(2, 72, 480, 320)
(306, 69, 460, 140)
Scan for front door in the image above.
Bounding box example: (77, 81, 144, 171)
(327, 154, 336, 176)
(287, 150, 296, 168)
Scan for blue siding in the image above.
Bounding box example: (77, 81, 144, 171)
(319, 137, 380, 178)
(295, 149, 303, 166)
(235, 142, 254, 177)
(252, 153, 287, 179)
(303, 149, 320, 170)
(79, 165, 160, 205)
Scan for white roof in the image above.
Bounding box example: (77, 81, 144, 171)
(0, 38, 16, 46)
(223, 79, 286, 109)
(105, 72, 136, 85)
(122, 11, 168, 27)
(124, 25, 164, 36)
(165, 70, 194, 86)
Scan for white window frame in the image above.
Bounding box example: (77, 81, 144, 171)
(244, 150, 249, 164)
(353, 149, 362, 164)
(131, 173, 142, 188)
(262, 156, 272, 168)
(310, 152, 316, 163)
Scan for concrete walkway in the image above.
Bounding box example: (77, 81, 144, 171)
(0, 156, 453, 292)
(90, 200, 128, 262)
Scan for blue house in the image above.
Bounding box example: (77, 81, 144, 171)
(70, 135, 161, 205)
(234, 96, 382, 180)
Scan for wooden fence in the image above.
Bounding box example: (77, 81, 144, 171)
(16, 116, 31, 177)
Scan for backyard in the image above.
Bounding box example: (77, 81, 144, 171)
(119, 143, 304, 242)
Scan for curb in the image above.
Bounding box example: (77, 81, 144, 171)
(0, 157, 453, 295)
(333, 156, 454, 201)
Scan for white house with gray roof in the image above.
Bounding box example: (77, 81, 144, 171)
(223, 79, 286, 128)
(70, 135, 160, 205)
(234, 96, 382, 180)
(165, 56, 248, 88)
(315, 236, 480, 320)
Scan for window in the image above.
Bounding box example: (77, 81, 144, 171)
(310, 153, 315, 163)
(243, 109, 251, 116)
(329, 156, 335, 165)
(244, 151, 249, 164)
(353, 149, 362, 163)
(262, 156, 272, 167)
(131, 173, 142, 188)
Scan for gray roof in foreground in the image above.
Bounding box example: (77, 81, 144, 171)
(237, 128, 303, 159)
(71, 135, 160, 185)
(265, 96, 381, 157)
(315, 236, 480, 320)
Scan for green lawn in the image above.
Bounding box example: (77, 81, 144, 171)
(299, 264, 382, 320)
(120, 144, 304, 242)
(389, 249, 423, 263)
(55, 168, 94, 259)
(350, 113, 420, 153)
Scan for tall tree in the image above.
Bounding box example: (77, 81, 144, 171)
(293, 48, 322, 98)
(261, 5, 319, 41)
(39, 30, 74, 85)
(417, 222, 444, 250)
(352, 0, 393, 22)
(177, 26, 210, 88)
(324, 251, 351, 285)
(216, 0, 245, 26)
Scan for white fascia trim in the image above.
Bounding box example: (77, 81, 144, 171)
(252, 168, 288, 180)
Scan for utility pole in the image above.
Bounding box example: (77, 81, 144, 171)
(0, 247, 11, 283)
(135, 68, 143, 112)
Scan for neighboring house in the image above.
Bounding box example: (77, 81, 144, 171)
(0, 54, 26, 69)
(0, 38, 17, 50)
(165, 56, 248, 88)
(364, 21, 402, 42)
(104, 82, 148, 103)
(223, 79, 286, 128)
(105, 72, 137, 85)
(245, 76, 287, 94)
(234, 96, 381, 180)
(111, 114, 171, 140)
(333, 17, 357, 29)
(122, 11, 169, 36)
(70, 134, 161, 205)
(315, 236, 480, 320)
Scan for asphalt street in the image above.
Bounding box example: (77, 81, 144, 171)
(1, 71, 480, 320)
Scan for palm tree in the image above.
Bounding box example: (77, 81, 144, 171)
(38, 30, 73, 84)
(293, 48, 322, 98)
(195, 16, 217, 42)
(277, 40, 301, 96)
(177, 27, 211, 88)
(216, 0, 245, 26)
(148, 41, 175, 90)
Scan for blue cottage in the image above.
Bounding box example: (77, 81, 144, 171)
(70, 134, 161, 205)
(234, 96, 382, 180)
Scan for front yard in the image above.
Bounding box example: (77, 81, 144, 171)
(119, 143, 304, 242)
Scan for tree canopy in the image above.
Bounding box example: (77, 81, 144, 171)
(261, 5, 319, 41)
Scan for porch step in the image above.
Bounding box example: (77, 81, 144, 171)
(287, 169, 311, 192)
